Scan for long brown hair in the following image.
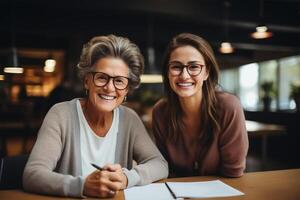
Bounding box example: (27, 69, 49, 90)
(162, 33, 220, 160)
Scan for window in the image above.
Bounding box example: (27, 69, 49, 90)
(259, 60, 278, 110)
(239, 63, 259, 110)
(220, 55, 300, 111)
(278, 56, 300, 110)
(219, 68, 239, 95)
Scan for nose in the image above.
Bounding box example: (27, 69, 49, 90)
(103, 78, 115, 91)
(179, 67, 190, 79)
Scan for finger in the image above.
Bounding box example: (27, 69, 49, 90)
(103, 164, 122, 171)
(90, 171, 102, 180)
(97, 171, 123, 188)
(98, 185, 116, 198)
(98, 169, 122, 182)
(85, 172, 98, 182)
(106, 171, 123, 182)
(101, 179, 123, 191)
(106, 189, 117, 198)
(86, 177, 121, 198)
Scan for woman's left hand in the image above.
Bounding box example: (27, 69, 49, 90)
(103, 164, 128, 189)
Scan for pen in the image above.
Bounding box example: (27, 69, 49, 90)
(165, 182, 177, 199)
(91, 163, 103, 171)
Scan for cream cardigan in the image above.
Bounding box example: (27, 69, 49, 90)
(23, 98, 168, 197)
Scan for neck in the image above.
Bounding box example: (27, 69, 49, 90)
(179, 96, 203, 138)
(179, 94, 202, 119)
(81, 98, 112, 136)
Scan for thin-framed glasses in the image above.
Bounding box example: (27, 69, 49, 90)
(90, 72, 130, 90)
(168, 62, 205, 76)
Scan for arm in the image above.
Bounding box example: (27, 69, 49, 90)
(152, 103, 167, 154)
(123, 110, 169, 187)
(23, 105, 85, 197)
(219, 95, 249, 177)
(151, 102, 172, 169)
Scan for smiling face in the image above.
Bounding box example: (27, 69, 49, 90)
(84, 57, 129, 113)
(168, 45, 209, 101)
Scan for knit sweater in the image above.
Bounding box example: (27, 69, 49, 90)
(23, 98, 168, 197)
(152, 92, 248, 178)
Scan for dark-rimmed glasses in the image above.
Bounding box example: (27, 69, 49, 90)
(168, 62, 204, 77)
(90, 72, 130, 90)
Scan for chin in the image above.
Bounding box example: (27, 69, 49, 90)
(94, 101, 118, 113)
(96, 105, 116, 113)
(175, 90, 195, 98)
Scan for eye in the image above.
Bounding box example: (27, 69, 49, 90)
(95, 73, 108, 81)
(114, 77, 127, 85)
(170, 64, 182, 71)
(189, 64, 201, 71)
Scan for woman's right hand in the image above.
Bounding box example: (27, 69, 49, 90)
(83, 169, 123, 198)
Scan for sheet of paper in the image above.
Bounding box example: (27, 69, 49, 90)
(167, 180, 244, 198)
(124, 183, 174, 200)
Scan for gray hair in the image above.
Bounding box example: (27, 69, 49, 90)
(77, 34, 144, 91)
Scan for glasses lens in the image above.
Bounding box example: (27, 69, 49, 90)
(187, 64, 202, 76)
(169, 64, 183, 76)
(114, 77, 129, 90)
(94, 72, 109, 86)
(169, 63, 203, 76)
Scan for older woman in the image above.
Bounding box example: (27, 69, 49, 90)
(23, 35, 168, 198)
(152, 33, 248, 178)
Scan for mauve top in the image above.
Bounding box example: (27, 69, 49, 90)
(152, 92, 249, 178)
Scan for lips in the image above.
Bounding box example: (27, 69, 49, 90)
(98, 94, 116, 100)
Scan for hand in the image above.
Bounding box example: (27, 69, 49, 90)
(103, 164, 128, 189)
(83, 165, 125, 198)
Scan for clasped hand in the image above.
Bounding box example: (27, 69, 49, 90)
(83, 164, 128, 198)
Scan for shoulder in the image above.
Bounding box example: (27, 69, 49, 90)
(216, 92, 246, 128)
(119, 105, 141, 121)
(216, 92, 242, 111)
(216, 92, 244, 119)
(118, 105, 147, 136)
(216, 92, 240, 106)
(46, 98, 78, 119)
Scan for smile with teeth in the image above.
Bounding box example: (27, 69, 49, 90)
(99, 94, 116, 100)
(177, 82, 194, 87)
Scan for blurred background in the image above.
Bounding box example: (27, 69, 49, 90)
(0, 0, 299, 172)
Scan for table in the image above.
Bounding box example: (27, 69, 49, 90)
(246, 120, 286, 169)
(0, 169, 299, 200)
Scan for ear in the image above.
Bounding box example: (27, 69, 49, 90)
(84, 76, 89, 90)
(203, 68, 209, 81)
(124, 88, 129, 96)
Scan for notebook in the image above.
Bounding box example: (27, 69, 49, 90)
(124, 180, 244, 200)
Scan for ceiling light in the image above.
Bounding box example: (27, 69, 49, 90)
(251, 0, 273, 39)
(44, 58, 56, 72)
(4, 67, 24, 74)
(219, 1, 234, 54)
(251, 25, 273, 39)
(4, 47, 24, 74)
(4, 8, 24, 74)
(219, 42, 234, 54)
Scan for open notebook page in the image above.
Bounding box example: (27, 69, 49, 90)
(124, 183, 174, 200)
(167, 180, 244, 198)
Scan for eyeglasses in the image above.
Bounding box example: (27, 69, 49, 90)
(168, 62, 205, 77)
(90, 72, 130, 90)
